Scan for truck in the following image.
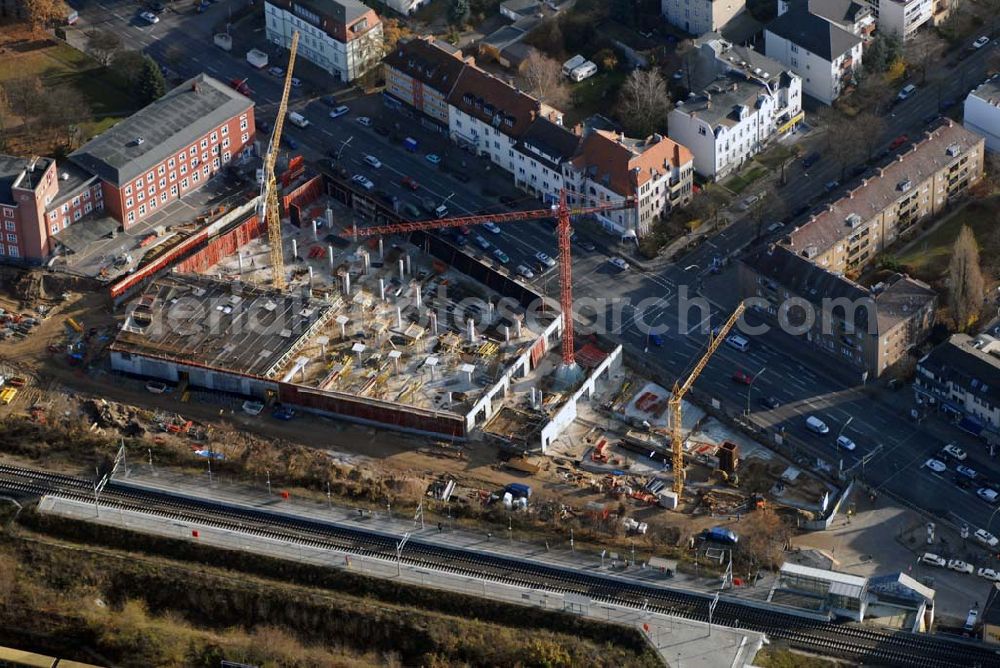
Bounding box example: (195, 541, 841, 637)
(505, 482, 532, 499)
(403, 137, 419, 153)
(229, 77, 252, 96)
(287, 111, 310, 129)
(246, 48, 269, 69)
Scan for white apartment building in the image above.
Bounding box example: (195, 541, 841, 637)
(964, 76, 1000, 153)
(564, 131, 694, 238)
(865, 0, 936, 41)
(765, 7, 863, 104)
(513, 117, 580, 203)
(662, 0, 746, 36)
(777, 0, 875, 37)
(382, 0, 429, 15)
(265, 0, 382, 82)
(668, 37, 802, 179)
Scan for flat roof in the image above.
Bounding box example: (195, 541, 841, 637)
(781, 562, 867, 598)
(70, 74, 253, 188)
(110, 274, 334, 378)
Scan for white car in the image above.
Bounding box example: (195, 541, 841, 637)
(515, 264, 534, 279)
(924, 458, 947, 473)
(973, 36, 990, 49)
(425, 153, 441, 165)
(357, 116, 372, 127)
(943, 443, 967, 461)
(978, 487, 999, 504)
(535, 251, 556, 268)
(608, 257, 628, 270)
(290, 77, 302, 87)
(329, 105, 350, 118)
(483, 222, 502, 234)
(351, 174, 374, 190)
(139, 10, 159, 23)
(975, 529, 999, 548)
(474, 235, 491, 250)
(978, 567, 1000, 582)
(948, 559, 974, 574)
(241, 400, 264, 416)
(920, 552, 946, 567)
(836, 435, 857, 451)
(268, 66, 285, 77)
(957, 464, 978, 479)
(145, 380, 167, 394)
(363, 155, 382, 168)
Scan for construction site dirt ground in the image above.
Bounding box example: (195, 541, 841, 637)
(0, 278, 822, 557)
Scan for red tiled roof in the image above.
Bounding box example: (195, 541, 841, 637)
(571, 130, 693, 196)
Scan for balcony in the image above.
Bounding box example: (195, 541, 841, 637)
(840, 56, 854, 71)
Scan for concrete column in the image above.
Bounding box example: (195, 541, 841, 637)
(504, 325, 510, 343)
(467, 318, 475, 343)
(430, 311, 438, 336)
(362, 250, 370, 274)
(397, 306, 403, 329)
(399, 258, 405, 281)
(291, 238, 298, 259)
(515, 318, 522, 338)
(328, 246, 334, 268)
(237, 253, 244, 272)
(413, 282, 422, 309)
(404, 253, 412, 276)
(378, 238, 384, 259)
(343, 272, 351, 296)
(325, 207, 333, 228)
(312, 218, 318, 239)
(487, 302, 494, 323)
(379, 278, 386, 301)
(308, 266, 314, 281)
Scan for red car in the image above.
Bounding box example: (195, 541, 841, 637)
(731, 369, 753, 385)
(400, 176, 419, 191)
(889, 134, 908, 150)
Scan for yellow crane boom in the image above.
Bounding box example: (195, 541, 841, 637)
(669, 301, 745, 497)
(258, 30, 299, 291)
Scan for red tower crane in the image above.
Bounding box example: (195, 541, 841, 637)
(352, 190, 633, 369)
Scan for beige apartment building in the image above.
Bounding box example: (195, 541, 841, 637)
(783, 120, 984, 276)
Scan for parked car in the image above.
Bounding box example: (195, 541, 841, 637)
(272, 405, 295, 420)
(535, 252, 556, 268)
(139, 10, 159, 23)
(836, 435, 857, 451)
(575, 238, 597, 252)
(474, 235, 491, 250)
(400, 176, 419, 191)
(889, 135, 909, 150)
(515, 264, 534, 279)
(957, 464, 978, 479)
(979, 567, 1000, 582)
(805, 415, 830, 435)
(608, 257, 628, 270)
(329, 105, 350, 118)
(802, 152, 821, 169)
(145, 381, 167, 394)
(760, 396, 781, 409)
(267, 66, 284, 77)
(351, 174, 374, 190)
(897, 84, 917, 102)
(357, 116, 372, 127)
(363, 155, 382, 168)
(290, 77, 301, 87)
(978, 487, 1000, 503)
(425, 153, 441, 165)
(976, 529, 999, 548)
(483, 222, 502, 234)
(973, 36, 990, 49)
(241, 400, 264, 416)
(649, 333, 665, 346)
(725, 334, 750, 352)
(943, 443, 967, 461)
(925, 458, 947, 473)
(492, 248, 510, 264)
(921, 552, 946, 567)
(948, 559, 974, 574)
(731, 369, 754, 385)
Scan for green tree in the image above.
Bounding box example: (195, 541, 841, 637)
(448, 0, 469, 25)
(949, 225, 985, 330)
(136, 56, 166, 106)
(864, 32, 901, 74)
(113, 50, 147, 89)
(610, 0, 637, 26)
(87, 29, 122, 66)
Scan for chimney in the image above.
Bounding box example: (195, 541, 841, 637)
(573, 123, 583, 135)
(192, 80, 201, 93)
(529, 109, 536, 121)
(673, 144, 681, 166)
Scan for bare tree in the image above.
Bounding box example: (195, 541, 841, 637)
(41, 86, 90, 147)
(2, 77, 46, 128)
(87, 29, 122, 66)
(854, 112, 886, 162)
(517, 51, 569, 108)
(818, 109, 863, 180)
(949, 225, 985, 330)
(617, 69, 671, 137)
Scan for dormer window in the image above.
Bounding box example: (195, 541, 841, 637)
(463, 93, 473, 105)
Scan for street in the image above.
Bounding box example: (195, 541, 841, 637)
(69, 0, 1000, 558)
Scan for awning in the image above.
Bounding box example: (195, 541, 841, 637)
(959, 415, 984, 436)
(777, 111, 805, 134)
(941, 401, 963, 415)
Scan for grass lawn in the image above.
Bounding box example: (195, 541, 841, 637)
(724, 164, 768, 194)
(756, 143, 798, 171)
(897, 198, 998, 282)
(0, 38, 138, 150)
(567, 71, 626, 126)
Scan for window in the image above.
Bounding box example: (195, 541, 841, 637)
(82, 190, 89, 200)
(189, 146, 196, 157)
(147, 171, 154, 182)
(241, 132, 249, 144)
(51, 224, 59, 235)
(73, 209, 82, 221)
(169, 171, 176, 182)
(137, 191, 144, 202)
(160, 192, 167, 203)
(4, 221, 13, 231)
(170, 185, 178, 196)
(126, 197, 134, 208)
(192, 157, 199, 168)
(201, 152, 208, 163)
(698, 127, 707, 136)
(202, 165, 209, 176)
(72, 197, 80, 208)
(1, 207, 11, 218)
(240, 118, 248, 131)
(200, 139, 208, 150)
(48, 211, 57, 221)
(168, 158, 175, 168)
(212, 158, 220, 169)
(158, 165, 165, 176)
(138, 204, 146, 216)
(222, 151, 231, 163)
(221, 125, 228, 136)
(180, 164, 187, 175)
(124, 185, 132, 196)
(210, 132, 218, 143)
(192, 171, 200, 183)
(62, 203, 69, 213)
(8, 246, 18, 258)
(136, 177, 144, 188)
(212, 145, 220, 155)
(148, 185, 155, 196)
(84, 202, 92, 214)
(95, 189, 102, 200)
(149, 197, 156, 210)
(222, 138, 230, 149)
(158, 178, 166, 189)
(790, 44, 799, 53)
(181, 178, 189, 190)
(6, 233, 15, 243)
(127, 211, 135, 223)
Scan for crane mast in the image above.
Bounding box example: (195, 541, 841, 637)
(258, 30, 299, 291)
(669, 301, 745, 497)
(352, 191, 633, 369)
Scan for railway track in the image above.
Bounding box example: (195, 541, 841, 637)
(1, 463, 998, 667)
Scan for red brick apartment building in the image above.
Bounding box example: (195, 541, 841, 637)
(0, 74, 255, 263)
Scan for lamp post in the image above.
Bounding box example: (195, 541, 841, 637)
(837, 416, 855, 442)
(745, 367, 766, 416)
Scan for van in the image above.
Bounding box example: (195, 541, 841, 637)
(287, 111, 310, 129)
(920, 552, 946, 567)
(897, 84, 916, 101)
(435, 205, 449, 218)
(725, 334, 750, 352)
(570, 61, 598, 82)
(805, 415, 830, 434)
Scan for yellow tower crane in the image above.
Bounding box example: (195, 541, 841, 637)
(258, 30, 300, 291)
(669, 301, 745, 498)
